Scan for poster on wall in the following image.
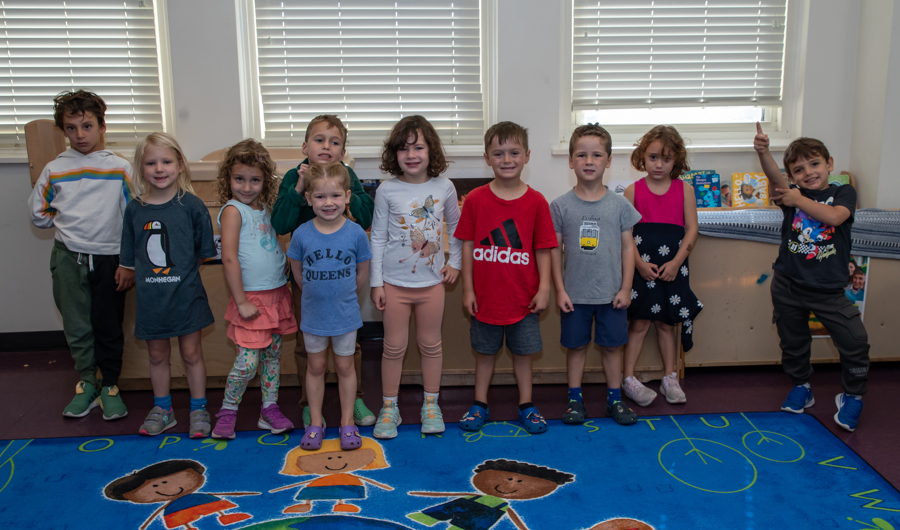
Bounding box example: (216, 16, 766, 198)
(810, 254, 869, 337)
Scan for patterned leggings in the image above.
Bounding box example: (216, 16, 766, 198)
(222, 334, 283, 410)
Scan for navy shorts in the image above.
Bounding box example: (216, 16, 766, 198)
(560, 303, 628, 348)
(470, 313, 542, 356)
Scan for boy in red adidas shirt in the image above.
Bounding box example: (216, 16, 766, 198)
(455, 121, 558, 434)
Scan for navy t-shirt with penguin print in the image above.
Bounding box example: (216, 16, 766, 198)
(120, 193, 217, 340)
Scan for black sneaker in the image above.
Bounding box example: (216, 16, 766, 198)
(606, 401, 637, 426)
(562, 400, 587, 424)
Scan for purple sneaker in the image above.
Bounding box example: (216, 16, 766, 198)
(212, 409, 237, 440)
(259, 404, 294, 434)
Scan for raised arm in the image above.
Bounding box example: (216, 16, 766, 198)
(754, 122, 791, 191)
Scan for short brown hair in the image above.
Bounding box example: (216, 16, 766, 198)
(484, 121, 528, 152)
(569, 123, 612, 157)
(630, 125, 689, 179)
(305, 115, 348, 147)
(53, 90, 107, 129)
(216, 139, 280, 211)
(783, 138, 831, 178)
(380, 115, 449, 178)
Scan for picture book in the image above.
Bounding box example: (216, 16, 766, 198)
(693, 172, 721, 208)
(731, 172, 770, 208)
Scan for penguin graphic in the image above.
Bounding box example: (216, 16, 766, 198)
(144, 221, 174, 274)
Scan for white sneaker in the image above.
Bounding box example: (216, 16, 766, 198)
(623, 376, 657, 407)
(660, 372, 687, 404)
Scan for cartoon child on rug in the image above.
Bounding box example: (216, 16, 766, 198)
(271, 437, 393, 514)
(406, 459, 574, 530)
(103, 459, 259, 530)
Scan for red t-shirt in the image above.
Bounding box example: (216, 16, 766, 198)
(455, 185, 558, 325)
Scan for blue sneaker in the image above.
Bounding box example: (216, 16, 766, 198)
(781, 385, 815, 413)
(834, 393, 863, 432)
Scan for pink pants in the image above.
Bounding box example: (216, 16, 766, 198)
(382, 283, 444, 396)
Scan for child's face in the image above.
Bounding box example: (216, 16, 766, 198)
(569, 135, 611, 184)
(484, 136, 530, 181)
(303, 122, 346, 165)
(296, 449, 376, 475)
(306, 177, 350, 222)
(472, 470, 558, 500)
(121, 469, 204, 504)
(852, 274, 865, 290)
(722, 185, 731, 206)
(62, 111, 105, 155)
(643, 140, 675, 181)
(741, 183, 754, 196)
(788, 155, 833, 190)
(230, 163, 264, 208)
(142, 145, 183, 193)
(396, 130, 430, 180)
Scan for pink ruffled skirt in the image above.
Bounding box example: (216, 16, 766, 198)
(225, 283, 298, 348)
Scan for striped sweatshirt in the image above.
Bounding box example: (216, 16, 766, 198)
(29, 148, 133, 255)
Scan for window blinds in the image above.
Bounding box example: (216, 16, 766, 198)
(572, 0, 788, 110)
(255, 0, 483, 146)
(0, 0, 164, 148)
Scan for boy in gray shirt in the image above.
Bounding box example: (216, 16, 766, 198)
(550, 124, 641, 426)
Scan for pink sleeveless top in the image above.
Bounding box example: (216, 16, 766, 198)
(634, 177, 685, 226)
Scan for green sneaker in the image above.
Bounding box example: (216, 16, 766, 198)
(99, 385, 128, 420)
(139, 406, 177, 436)
(373, 401, 401, 439)
(301, 406, 326, 429)
(63, 381, 99, 418)
(420, 396, 445, 434)
(354, 398, 376, 426)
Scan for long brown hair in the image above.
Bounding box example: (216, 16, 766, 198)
(380, 115, 449, 178)
(216, 139, 280, 211)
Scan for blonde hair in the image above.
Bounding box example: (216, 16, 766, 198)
(216, 139, 280, 210)
(131, 132, 194, 204)
(279, 438, 389, 476)
(305, 162, 354, 221)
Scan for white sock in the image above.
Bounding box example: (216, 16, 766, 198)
(263, 402, 276, 409)
(383, 396, 398, 404)
(424, 391, 439, 402)
(800, 383, 811, 389)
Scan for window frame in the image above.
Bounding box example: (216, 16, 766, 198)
(0, 0, 175, 161)
(236, 0, 498, 159)
(556, 0, 805, 154)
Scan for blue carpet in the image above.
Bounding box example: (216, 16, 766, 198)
(1, 413, 898, 530)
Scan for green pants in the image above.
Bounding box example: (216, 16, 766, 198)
(50, 241, 126, 387)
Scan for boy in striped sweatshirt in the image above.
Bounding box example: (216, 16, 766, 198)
(29, 90, 134, 420)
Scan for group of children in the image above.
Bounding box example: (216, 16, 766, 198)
(30, 90, 871, 454)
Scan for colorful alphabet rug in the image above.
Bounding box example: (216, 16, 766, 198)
(1, 413, 898, 530)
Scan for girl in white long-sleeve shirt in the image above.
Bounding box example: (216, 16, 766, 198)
(369, 116, 462, 438)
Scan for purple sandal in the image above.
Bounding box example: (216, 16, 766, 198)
(300, 425, 324, 450)
(339, 425, 362, 450)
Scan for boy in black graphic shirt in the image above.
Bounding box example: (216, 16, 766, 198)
(755, 123, 870, 431)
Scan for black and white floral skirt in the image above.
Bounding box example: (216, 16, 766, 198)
(627, 222, 703, 351)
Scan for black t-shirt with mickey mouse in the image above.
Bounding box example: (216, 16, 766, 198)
(773, 183, 856, 290)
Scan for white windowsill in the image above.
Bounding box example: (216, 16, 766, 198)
(551, 137, 792, 156)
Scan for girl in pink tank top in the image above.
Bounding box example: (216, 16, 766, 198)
(622, 126, 701, 408)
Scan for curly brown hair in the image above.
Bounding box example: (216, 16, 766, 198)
(53, 90, 107, 129)
(630, 125, 689, 179)
(216, 139, 279, 210)
(380, 115, 449, 178)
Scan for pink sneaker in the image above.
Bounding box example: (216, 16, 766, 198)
(259, 403, 294, 434)
(212, 409, 237, 439)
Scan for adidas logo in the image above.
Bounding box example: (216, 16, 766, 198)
(474, 219, 530, 265)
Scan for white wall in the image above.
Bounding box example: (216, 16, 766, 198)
(2, 0, 895, 333)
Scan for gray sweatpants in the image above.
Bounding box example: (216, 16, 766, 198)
(770, 271, 870, 395)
